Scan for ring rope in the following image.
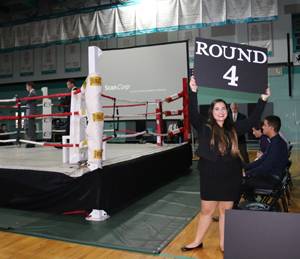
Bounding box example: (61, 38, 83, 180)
(0, 86, 186, 149)
(0, 112, 79, 121)
(117, 129, 168, 137)
(104, 112, 162, 118)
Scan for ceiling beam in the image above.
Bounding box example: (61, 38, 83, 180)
(0, 0, 93, 22)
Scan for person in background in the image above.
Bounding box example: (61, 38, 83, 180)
(168, 120, 178, 143)
(252, 120, 269, 160)
(58, 79, 76, 136)
(20, 81, 37, 148)
(0, 123, 13, 146)
(229, 103, 250, 164)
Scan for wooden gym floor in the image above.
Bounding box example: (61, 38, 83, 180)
(0, 151, 299, 259)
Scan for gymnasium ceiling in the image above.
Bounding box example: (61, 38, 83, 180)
(0, 0, 131, 25)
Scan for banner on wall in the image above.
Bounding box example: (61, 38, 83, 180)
(30, 20, 46, 47)
(251, 0, 278, 22)
(20, 49, 34, 76)
(15, 23, 30, 49)
(89, 39, 107, 50)
(193, 37, 268, 94)
(0, 26, 15, 50)
(178, 0, 202, 30)
(117, 36, 136, 48)
(98, 8, 116, 39)
(0, 52, 13, 78)
(61, 14, 79, 43)
(136, 0, 157, 35)
(65, 43, 81, 72)
(115, 2, 136, 37)
(42, 45, 57, 74)
(202, 0, 226, 27)
(44, 17, 61, 43)
(156, 0, 179, 32)
(78, 12, 99, 41)
(248, 21, 273, 56)
(227, 0, 252, 24)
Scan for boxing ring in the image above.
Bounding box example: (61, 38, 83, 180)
(0, 46, 192, 220)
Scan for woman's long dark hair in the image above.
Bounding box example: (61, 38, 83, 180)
(206, 99, 239, 157)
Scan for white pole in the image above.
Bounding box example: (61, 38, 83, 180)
(85, 46, 104, 171)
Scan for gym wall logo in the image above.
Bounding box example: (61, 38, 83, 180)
(293, 52, 300, 66)
(83, 80, 87, 89)
(90, 77, 102, 86)
(94, 149, 103, 159)
(194, 37, 268, 94)
(82, 139, 88, 147)
(104, 84, 131, 91)
(81, 108, 87, 116)
(92, 112, 104, 122)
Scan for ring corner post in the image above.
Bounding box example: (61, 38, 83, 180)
(156, 100, 163, 146)
(182, 78, 191, 142)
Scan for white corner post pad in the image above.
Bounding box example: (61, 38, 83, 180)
(87, 162, 101, 171)
(62, 135, 70, 163)
(85, 45, 104, 170)
(86, 209, 110, 221)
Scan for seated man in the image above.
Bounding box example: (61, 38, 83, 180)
(242, 115, 289, 201)
(252, 120, 269, 159)
(0, 123, 12, 146)
(168, 121, 178, 143)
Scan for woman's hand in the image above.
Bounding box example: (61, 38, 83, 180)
(242, 168, 246, 177)
(261, 85, 271, 100)
(189, 76, 197, 93)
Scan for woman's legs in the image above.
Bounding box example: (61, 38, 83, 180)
(218, 201, 234, 251)
(185, 200, 218, 248)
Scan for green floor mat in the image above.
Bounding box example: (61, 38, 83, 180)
(0, 161, 201, 254)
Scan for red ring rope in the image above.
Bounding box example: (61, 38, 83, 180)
(52, 104, 70, 107)
(44, 143, 79, 147)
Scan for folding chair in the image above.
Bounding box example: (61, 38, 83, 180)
(238, 169, 289, 212)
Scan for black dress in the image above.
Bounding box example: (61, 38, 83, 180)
(189, 91, 266, 201)
(198, 132, 244, 201)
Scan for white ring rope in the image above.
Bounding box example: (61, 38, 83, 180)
(110, 98, 160, 104)
(103, 129, 168, 137)
(0, 131, 17, 135)
(107, 112, 162, 118)
(0, 99, 17, 103)
(0, 129, 65, 136)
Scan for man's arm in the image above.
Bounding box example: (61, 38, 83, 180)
(60, 96, 71, 106)
(245, 140, 281, 177)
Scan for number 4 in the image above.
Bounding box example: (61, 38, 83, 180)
(223, 65, 238, 87)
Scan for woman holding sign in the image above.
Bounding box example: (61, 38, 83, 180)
(181, 76, 270, 252)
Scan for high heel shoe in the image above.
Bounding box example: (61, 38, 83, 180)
(181, 243, 203, 251)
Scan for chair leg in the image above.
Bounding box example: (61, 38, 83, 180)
(285, 186, 291, 206)
(281, 195, 289, 212)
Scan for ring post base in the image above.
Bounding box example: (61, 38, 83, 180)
(69, 167, 90, 177)
(86, 209, 110, 221)
(88, 162, 101, 171)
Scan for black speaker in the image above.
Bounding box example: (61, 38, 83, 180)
(224, 210, 300, 259)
